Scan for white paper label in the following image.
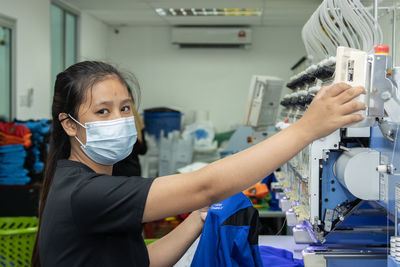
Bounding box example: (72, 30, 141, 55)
(380, 173, 388, 204)
(395, 183, 400, 213)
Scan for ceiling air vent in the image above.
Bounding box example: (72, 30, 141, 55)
(171, 27, 252, 48)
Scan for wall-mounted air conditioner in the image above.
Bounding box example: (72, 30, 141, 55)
(171, 27, 252, 48)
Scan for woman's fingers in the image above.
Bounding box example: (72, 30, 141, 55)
(200, 211, 208, 222)
(341, 113, 365, 126)
(322, 82, 352, 98)
(339, 100, 366, 115)
(199, 206, 209, 222)
(335, 86, 366, 104)
(299, 82, 368, 140)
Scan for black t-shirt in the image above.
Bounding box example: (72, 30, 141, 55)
(39, 159, 155, 267)
(113, 131, 147, 177)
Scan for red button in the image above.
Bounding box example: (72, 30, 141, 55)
(375, 45, 389, 54)
(247, 136, 253, 143)
(238, 30, 246, 38)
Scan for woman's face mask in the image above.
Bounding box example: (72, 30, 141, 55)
(68, 115, 137, 165)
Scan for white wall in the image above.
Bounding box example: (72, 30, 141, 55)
(108, 26, 305, 132)
(0, 0, 109, 120)
(79, 12, 109, 62)
(0, 0, 51, 120)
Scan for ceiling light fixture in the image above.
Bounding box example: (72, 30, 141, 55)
(155, 8, 164, 16)
(155, 8, 263, 17)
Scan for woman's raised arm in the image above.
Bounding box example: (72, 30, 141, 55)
(142, 83, 366, 222)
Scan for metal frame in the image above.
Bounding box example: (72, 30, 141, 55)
(51, 0, 80, 66)
(393, 0, 398, 67)
(309, 130, 341, 225)
(0, 13, 16, 120)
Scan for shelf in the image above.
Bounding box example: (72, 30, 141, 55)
(0, 184, 42, 190)
(258, 209, 285, 218)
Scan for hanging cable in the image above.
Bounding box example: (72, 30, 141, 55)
(301, 0, 383, 62)
(275, 218, 288, 235)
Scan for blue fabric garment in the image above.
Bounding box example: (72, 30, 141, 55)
(0, 168, 29, 176)
(34, 161, 44, 173)
(0, 144, 25, 152)
(14, 119, 51, 174)
(0, 144, 30, 183)
(0, 121, 50, 184)
(259, 246, 304, 267)
(0, 155, 26, 164)
(261, 173, 280, 211)
(15, 119, 50, 135)
(191, 193, 263, 267)
(0, 177, 30, 184)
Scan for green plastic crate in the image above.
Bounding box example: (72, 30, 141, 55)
(0, 217, 38, 267)
(144, 238, 157, 246)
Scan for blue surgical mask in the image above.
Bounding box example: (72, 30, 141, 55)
(68, 114, 137, 165)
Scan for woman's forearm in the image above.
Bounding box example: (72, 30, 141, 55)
(200, 120, 312, 204)
(147, 211, 204, 267)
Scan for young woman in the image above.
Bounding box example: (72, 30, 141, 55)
(32, 61, 366, 267)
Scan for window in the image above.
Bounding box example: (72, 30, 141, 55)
(0, 16, 15, 121)
(51, 2, 78, 89)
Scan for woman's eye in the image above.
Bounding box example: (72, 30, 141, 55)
(121, 106, 131, 112)
(97, 109, 109, 115)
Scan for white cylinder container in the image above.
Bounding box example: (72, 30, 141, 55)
(334, 148, 380, 200)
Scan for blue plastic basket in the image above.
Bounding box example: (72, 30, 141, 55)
(144, 112, 182, 139)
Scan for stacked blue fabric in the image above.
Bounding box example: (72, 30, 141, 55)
(0, 144, 30, 184)
(15, 119, 50, 174)
(259, 246, 304, 267)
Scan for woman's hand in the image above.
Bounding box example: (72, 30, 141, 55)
(147, 208, 208, 267)
(297, 82, 366, 140)
(199, 207, 209, 222)
(191, 207, 209, 224)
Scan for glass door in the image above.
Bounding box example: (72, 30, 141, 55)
(0, 25, 11, 120)
(50, 3, 78, 90)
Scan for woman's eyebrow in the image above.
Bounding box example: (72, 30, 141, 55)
(94, 101, 113, 107)
(121, 98, 132, 105)
(93, 99, 131, 107)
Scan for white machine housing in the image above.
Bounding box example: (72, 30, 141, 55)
(334, 46, 375, 127)
(243, 75, 284, 127)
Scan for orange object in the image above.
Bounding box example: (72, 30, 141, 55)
(0, 132, 32, 148)
(243, 183, 270, 198)
(0, 122, 32, 148)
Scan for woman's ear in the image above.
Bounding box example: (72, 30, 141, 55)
(59, 113, 77, 137)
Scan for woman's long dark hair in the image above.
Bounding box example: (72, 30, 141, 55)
(31, 61, 138, 267)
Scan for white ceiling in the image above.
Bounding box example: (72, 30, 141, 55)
(62, 0, 324, 27)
